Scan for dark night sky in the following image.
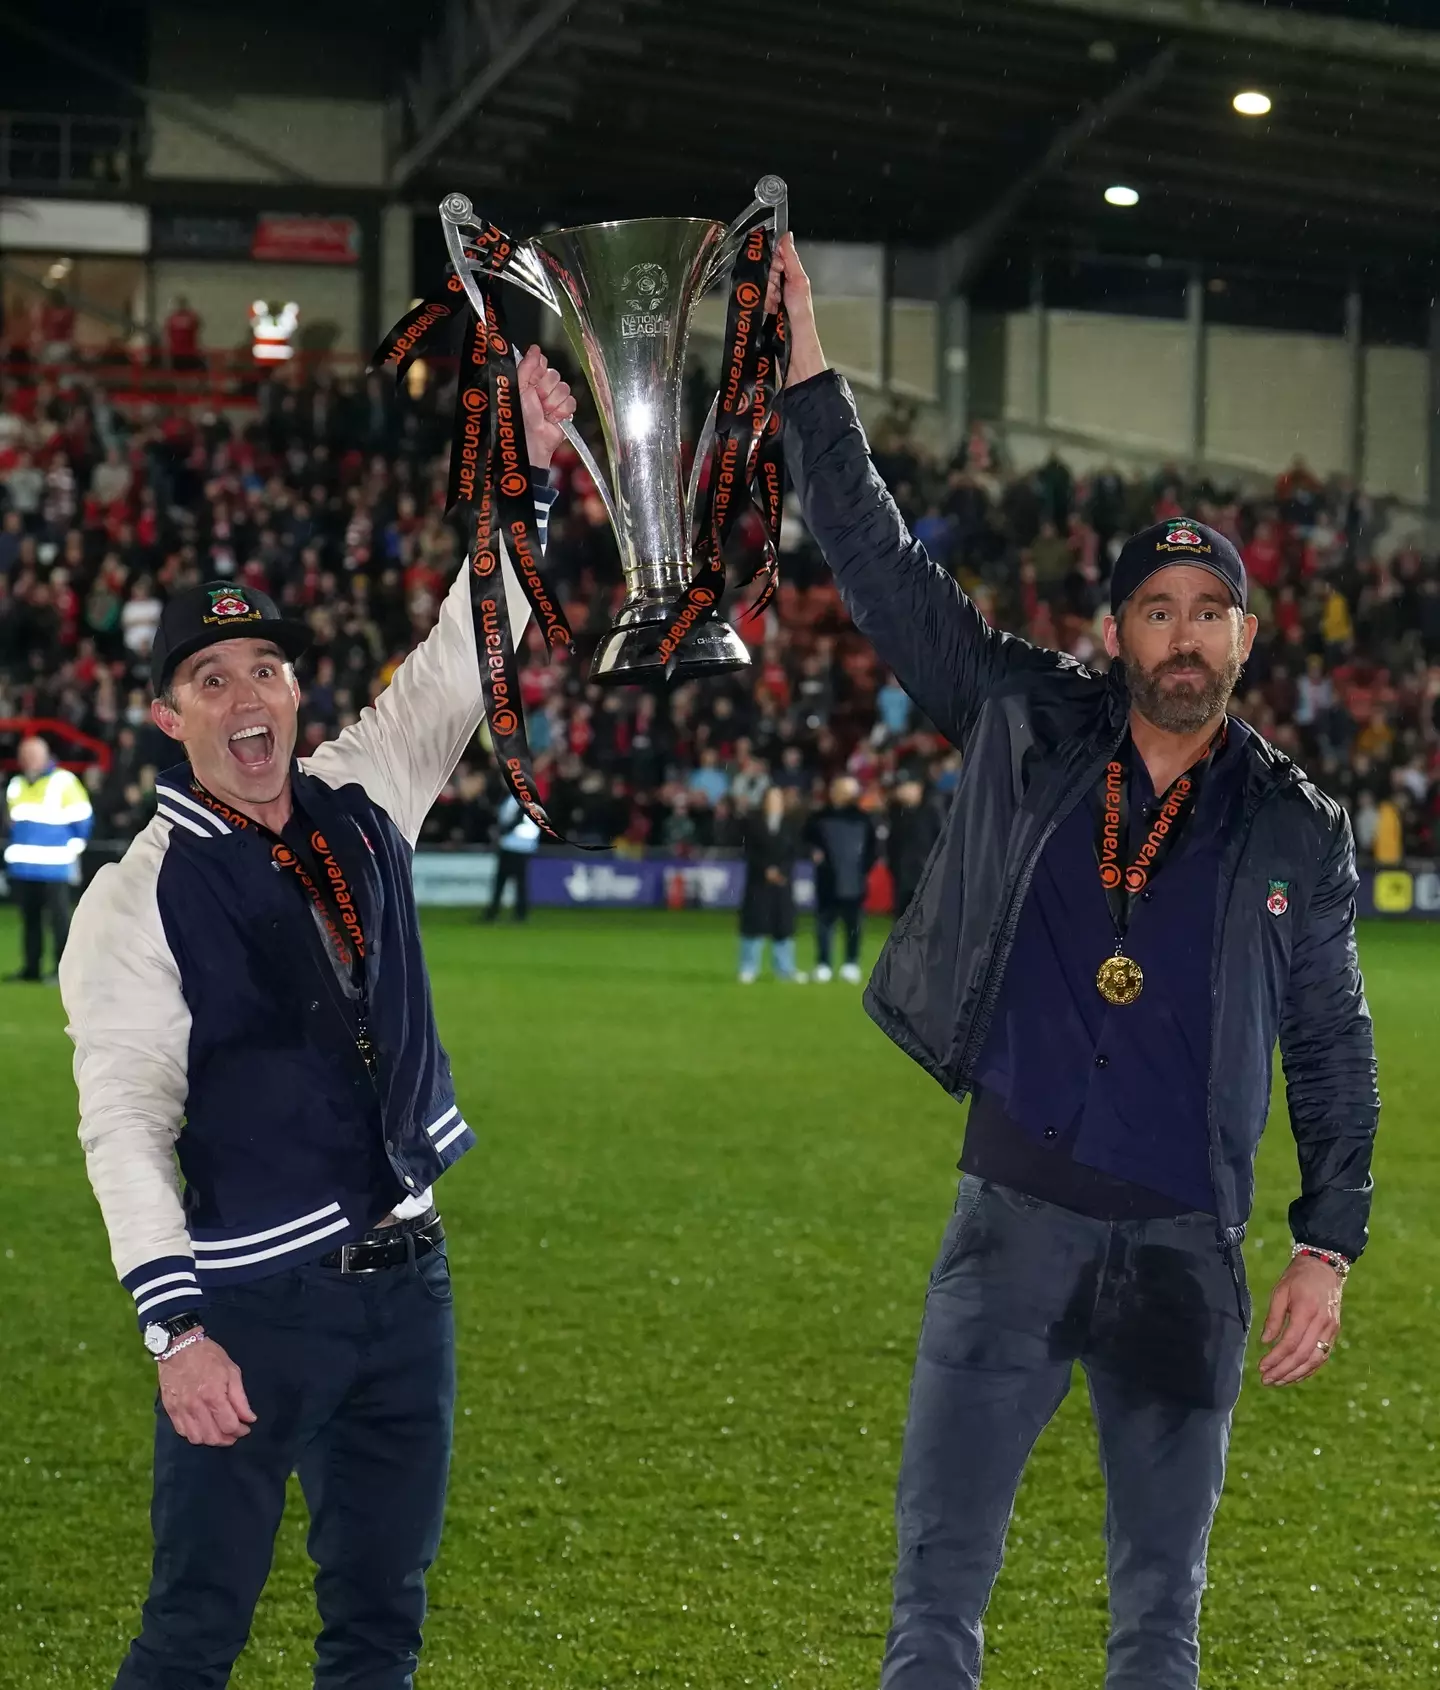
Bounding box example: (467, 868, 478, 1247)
(0, 0, 1433, 119)
(1236, 0, 1439, 24)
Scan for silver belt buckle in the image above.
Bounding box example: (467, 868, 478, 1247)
(339, 1241, 383, 1275)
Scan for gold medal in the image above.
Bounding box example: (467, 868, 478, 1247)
(1096, 953, 1144, 1006)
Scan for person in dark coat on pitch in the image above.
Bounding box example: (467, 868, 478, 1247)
(886, 776, 945, 922)
(738, 784, 807, 983)
(805, 774, 878, 982)
(768, 232, 1377, 1690)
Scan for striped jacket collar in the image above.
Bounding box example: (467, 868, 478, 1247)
(155, 761, 303, 840)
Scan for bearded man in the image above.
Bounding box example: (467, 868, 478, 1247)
(767, 237, 1377, 1690)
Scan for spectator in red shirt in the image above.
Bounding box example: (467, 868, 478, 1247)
(1244, 519, 1283, 591)
(164, 297, 203, 370)
(34, 290, 76, 367)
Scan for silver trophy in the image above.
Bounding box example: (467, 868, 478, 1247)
(439, 175, 788, 684)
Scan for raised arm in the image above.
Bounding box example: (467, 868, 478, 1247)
(772, 236, 1062, 746)
(302, 495, 551, 844)
(304, 346, 574, 845)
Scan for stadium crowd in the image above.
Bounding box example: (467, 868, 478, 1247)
(0, 352, 1437, 872)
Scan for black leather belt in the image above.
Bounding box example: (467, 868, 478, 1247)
(319, 1209, 444, 1274)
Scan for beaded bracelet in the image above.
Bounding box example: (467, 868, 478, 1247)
(1292, 1242, 1351, 1280)
(155, 1329, 207, 1363)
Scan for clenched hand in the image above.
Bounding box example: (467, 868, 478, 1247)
(159, 1336, 257, 1445)
(1258, 1253, 1344, 1387)
(518, 344, 577, 473)
(764, 233, 827, 388)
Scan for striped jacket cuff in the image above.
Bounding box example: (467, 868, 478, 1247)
(121, 1256, 206, 1330)
(533, 479, 557, 541)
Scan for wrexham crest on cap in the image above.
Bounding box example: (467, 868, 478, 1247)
(204, 589, 259, 623)
(1166, 525, 1203, 547)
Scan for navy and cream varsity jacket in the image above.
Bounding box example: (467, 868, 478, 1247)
(60, 497, 552, 1330)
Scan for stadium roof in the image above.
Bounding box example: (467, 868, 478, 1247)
(382, 0, 1440, 305)
(2, 0, 1438, 308)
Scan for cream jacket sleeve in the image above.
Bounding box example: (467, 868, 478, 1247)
(303, 505, 550, 843)
(59, 821, 198, 1321)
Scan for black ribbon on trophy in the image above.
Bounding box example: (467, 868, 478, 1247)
(656, 221, 789, 679)
(368, 222, 572, 842)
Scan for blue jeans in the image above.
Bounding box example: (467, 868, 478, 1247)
(739, 935, 800, 978)
(882, 1177, 1249, 1690)
(114, 1244, 456, 1690)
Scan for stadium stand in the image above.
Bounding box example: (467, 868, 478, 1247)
(0, 348, 1435, 870)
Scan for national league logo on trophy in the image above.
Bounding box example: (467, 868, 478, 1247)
(369, 177, 791, 842)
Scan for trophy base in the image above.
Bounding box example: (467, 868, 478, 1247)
(589, 596, 752, 686)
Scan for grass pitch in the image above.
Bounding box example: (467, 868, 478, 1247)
(0, 907, 1435, 1689)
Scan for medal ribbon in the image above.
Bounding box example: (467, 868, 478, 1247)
(187, 783, 367, 989)
(1093, 729, 1222, 948)
(656, 219, 789, 677)
(369, 235, 577, 843)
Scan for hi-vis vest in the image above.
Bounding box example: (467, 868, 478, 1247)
(4, 766, 93, 882)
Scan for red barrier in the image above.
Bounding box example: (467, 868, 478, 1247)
(866, 859, 894, 915)
(0, 718, 112, 774)
(0, 349, 368, 412)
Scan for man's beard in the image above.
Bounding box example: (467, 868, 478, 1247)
(1120, 642, 1243, 733)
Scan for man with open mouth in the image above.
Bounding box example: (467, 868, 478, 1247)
(58, 346, 575, 1690)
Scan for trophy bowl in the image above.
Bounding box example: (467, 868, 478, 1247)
(439, 178, 788, 686)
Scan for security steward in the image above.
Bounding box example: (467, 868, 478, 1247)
(60, 347, 574, 1690)
(4, 733, 92, 981)
(769, 238, 1378, 1690)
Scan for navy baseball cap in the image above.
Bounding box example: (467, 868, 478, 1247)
(150, 581, 311, 694)
(1109, 518, 1247, 616)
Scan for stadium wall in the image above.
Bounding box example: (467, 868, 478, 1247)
(148, 260, 362, 354)
(145, 98, 386, 188)
(987, 307, 1429, 502)
(146, 7, 386, 187)
(403, 853, 1437, 919)
(7, 851, 1435, 922)
(693, 285, 1428, 505)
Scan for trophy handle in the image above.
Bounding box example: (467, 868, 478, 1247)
(439, 193, 621, 535)
(438, 192, 557, 315)
(686, 396, 718, 539)
(703, 173, 789, 295)
(688, 176, 786, 537)
(559, 418, 621, 535)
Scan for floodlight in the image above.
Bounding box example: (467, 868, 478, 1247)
(1233, 90, 1272, 116)
(1104, 185, 1139, 207)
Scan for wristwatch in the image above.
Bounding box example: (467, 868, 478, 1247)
(143, 1312, 205, 1358)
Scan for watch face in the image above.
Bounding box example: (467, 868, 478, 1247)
(143, 1323, 170, 1356)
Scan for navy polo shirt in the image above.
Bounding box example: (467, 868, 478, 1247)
(963, 720, 1250, 1217)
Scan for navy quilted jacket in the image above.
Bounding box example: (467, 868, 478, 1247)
(784, 372, 1378, 1263)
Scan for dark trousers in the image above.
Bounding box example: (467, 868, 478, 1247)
(114, 1245, 456, 1690)
(13, 876, 71, 977)
(883, 1176, 1249, 1690)
(816, 896, 863, 968)
(485, 850, 529, 921)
